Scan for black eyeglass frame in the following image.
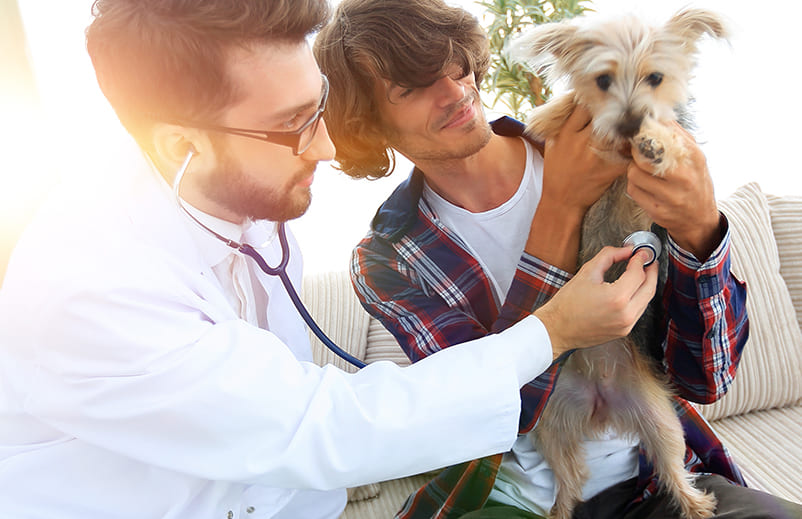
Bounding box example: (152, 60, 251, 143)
(183, 74, 329, 156)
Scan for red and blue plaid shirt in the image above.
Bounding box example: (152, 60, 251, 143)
(350, 117, 749, 518)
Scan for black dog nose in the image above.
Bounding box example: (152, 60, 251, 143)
(617, 115, 643, 139)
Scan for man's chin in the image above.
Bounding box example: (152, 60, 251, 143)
(258, 189, 311, 222)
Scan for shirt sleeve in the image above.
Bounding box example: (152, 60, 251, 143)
(350, 233, 566, 361)
(5, 249, 528, 492)
(660, 217, 749, 404)
(351, 233, 569, 433)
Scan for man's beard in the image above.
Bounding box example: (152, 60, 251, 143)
(203, 145, 313, 222)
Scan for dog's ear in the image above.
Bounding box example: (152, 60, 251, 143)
(665, 8, 729, 44)
(507, 22, 581, 81)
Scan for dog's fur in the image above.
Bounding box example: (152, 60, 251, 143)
(510, 9, 729, 519)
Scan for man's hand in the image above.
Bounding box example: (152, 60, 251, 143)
(526, 106, 628, 272)
(542, 106, 628, 217)
(534, 246, 659, 361)
(628, 122, 722, 260)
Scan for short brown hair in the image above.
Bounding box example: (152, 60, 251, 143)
(314, 0, 490, 179)
(86, 0, 329, 150)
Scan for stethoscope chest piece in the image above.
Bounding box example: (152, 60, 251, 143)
(623, 230, 662, 267)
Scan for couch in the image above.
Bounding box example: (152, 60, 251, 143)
(300, 182, 802, 518)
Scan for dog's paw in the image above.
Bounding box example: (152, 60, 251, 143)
(636, 136, 665, 164)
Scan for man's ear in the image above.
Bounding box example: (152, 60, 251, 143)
(150, 123, 215, 182)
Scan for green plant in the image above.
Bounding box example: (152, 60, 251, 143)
(477, 0, 592, 120)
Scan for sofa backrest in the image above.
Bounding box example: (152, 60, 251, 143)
(301, 270, 371, 374)
(767, 193, 802, 334)
(301, 269, 410, 371)
(696, 183, 802, 421)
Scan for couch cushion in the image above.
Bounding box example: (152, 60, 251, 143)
(301, 270, 371, 373)
(711, 406, 802, 504)
(696, 183, 802, 421)
(766, 193, 802, 336)
(365, 318, 412, 367)
(341, 472, 436, 519)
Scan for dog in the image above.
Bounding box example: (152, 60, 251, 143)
(510, 9, 729, 519)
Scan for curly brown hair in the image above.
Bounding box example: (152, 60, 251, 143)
(314, 0, 490, 179)
(86, 0, 329, 151)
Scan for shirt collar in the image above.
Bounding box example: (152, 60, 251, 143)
(181, 203, 278, 269)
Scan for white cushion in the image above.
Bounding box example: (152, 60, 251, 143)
(696, 183, 802, 421)
(766, 193, 802, 337)
(341, 472, 436, 519)
(711, 406, 802, 504)
(365, 318, 411, 367)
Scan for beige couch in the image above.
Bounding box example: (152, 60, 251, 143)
(300, 182, 802, 518)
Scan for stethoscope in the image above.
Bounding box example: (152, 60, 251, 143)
(172, 149, 366, 369)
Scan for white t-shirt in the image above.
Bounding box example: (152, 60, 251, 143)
(422, 138, 543, 304)
(424, 138, 640, 515)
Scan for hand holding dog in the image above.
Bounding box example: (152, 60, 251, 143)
(534, 245, 658, 361)
(528, 106, 628, 272)
(627, 122, 722, 260)
(543, 105, 628, 219)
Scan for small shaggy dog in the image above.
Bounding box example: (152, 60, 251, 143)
(510, 9, 729, 519)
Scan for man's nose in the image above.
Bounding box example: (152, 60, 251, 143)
(432, 75, 467, 106)
(301, 118, 335, 162)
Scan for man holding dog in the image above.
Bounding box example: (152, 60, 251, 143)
(0, 0, 668, 518)
(315, 0, 801, 518)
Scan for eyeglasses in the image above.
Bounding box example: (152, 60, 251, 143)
(186, 74, 329, 156)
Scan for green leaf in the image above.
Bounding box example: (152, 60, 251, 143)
(477, 0, 592, 118)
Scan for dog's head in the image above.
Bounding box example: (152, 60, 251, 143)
(510, 9, 729, 146)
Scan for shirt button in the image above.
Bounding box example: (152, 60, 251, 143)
(246, 507, 255, 514)
(227, 512, 234, 519)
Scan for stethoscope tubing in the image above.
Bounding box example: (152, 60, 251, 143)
(172, 150, 366, 369)
(239, 235, 366, 368)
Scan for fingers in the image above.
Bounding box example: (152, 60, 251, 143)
(626, 255, 659, 312)
(613, 249, 658, 309)
(581, 246, 634, 281)
(670, 120, 695, 142)
(629, 149, 660, 176)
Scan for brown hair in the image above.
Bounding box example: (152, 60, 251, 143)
(314, 0, 490, 179)
(85, 0, 329, 151)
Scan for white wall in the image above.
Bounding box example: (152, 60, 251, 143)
(293, 0, 802, 274)
(9, 0, 801, 277)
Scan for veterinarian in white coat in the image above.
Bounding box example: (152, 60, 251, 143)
(0, 1, 658, 518)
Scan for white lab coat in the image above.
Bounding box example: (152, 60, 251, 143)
(0, 148, 547, 518)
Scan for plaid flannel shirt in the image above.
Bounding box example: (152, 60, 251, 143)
(350, 117, 749, 518)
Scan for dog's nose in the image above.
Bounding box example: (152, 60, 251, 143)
(617, 115, 644, 139)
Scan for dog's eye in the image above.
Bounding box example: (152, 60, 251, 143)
(646, 72, 664, 87)
(596, 74, 613, 91)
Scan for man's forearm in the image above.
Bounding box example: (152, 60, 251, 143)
(524, 197, 584, 273)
